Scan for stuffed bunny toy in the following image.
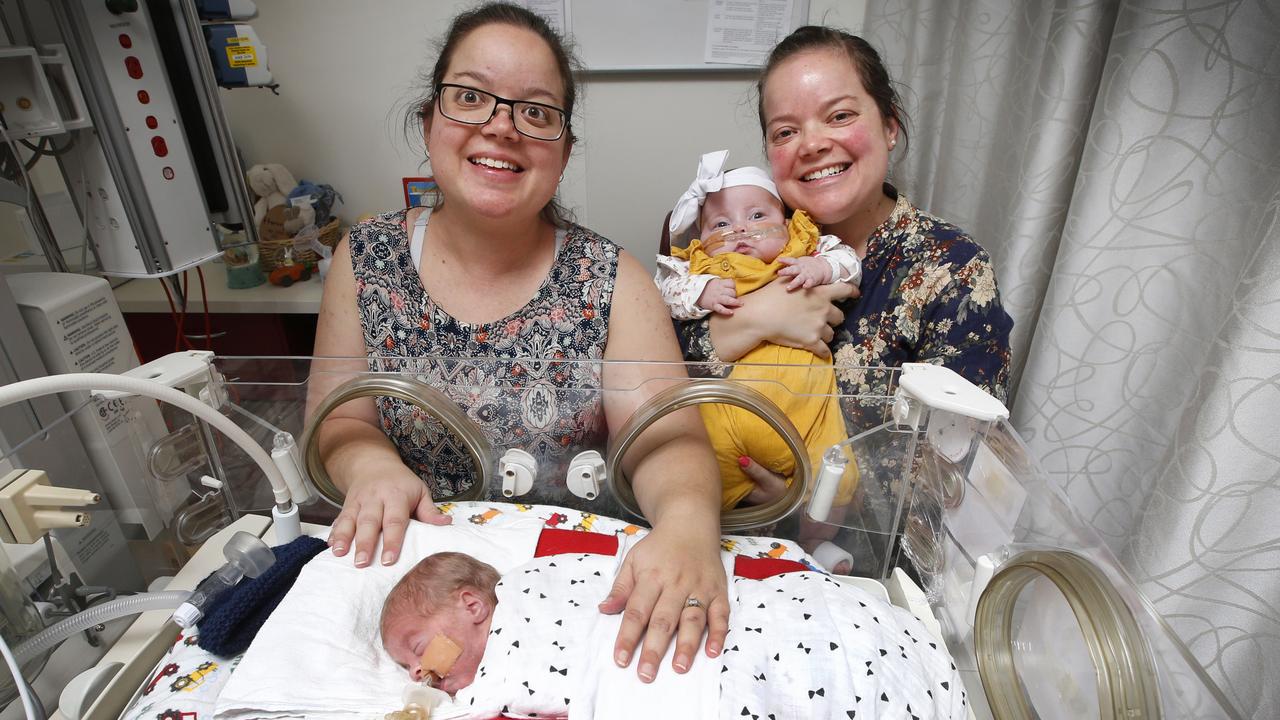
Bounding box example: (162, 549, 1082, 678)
(246, 163, 299, 226)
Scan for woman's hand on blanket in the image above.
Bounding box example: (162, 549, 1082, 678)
(598, 522, 729, 683)
(328, 467, 452, 567)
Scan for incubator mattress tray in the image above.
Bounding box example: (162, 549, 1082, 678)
(109, 505, 967, 720)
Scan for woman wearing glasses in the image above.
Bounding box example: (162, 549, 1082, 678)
(309, 3, 728, 684)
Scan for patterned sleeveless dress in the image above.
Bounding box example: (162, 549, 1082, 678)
(347, 209, 622, 516)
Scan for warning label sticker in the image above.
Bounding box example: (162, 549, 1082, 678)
(226, 45, 258, 68)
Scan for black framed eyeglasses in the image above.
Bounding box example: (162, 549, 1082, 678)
(434, 83, 568, 141)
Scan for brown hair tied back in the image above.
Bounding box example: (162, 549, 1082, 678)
(402, 2, 583, 226)
(756, 26, 910, 155)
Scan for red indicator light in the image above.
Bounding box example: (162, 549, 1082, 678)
(119, 34, 132, 49)
(145, 116, 158, 129)
(137, 90, 150, 104)
(125, 56, 143, 79)
(151, 136, 169, 157)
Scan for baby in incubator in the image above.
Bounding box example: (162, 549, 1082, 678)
(379, 546, 967, 719)
(380, 552, 497, 694)
(655, 150, 861, 516)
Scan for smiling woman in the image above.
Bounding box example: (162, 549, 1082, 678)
(680, 26, 1014, 406)
(675, 27, 1014, 542)
(305, 1, 728, 686)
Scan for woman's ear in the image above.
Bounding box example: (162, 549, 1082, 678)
(421, 104, 434, 146)
(560, 137, 573, 170)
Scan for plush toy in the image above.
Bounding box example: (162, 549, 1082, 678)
(245, 163, 299, 226)
(286, 181, 342, 227)
(281, 204, 315, 236)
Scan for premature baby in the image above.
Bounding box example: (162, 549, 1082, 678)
(380, 552, 496, 694)
(656, 149, 860, 320)
(655, 150, 861, 514)
(379, 546, 967, 719)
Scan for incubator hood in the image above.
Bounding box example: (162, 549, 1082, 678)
(0, 354, 1242, 720)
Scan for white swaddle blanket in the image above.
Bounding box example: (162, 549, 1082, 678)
(213, 503, 966, 719)
(213, 508, 545, 719)
(454, 544, 721, 719)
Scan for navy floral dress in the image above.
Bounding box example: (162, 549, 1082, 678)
(679, 188, 1012, 569)
(679, 186, 1014, 433)
(348, 210, 621, 514)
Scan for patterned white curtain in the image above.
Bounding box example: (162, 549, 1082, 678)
(866, 1, 1280, 717)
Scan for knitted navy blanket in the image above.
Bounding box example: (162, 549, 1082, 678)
(197, 535, 328, 656)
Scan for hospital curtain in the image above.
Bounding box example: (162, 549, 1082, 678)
(864, 1, 1280, 718)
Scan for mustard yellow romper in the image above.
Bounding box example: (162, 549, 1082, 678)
(671, 211, 858, 510)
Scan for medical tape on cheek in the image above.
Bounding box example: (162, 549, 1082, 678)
(419, 633, 464, 684)
(701, 230, 731, 254)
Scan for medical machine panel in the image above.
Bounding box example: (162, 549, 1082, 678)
(67, 0, 221, 277)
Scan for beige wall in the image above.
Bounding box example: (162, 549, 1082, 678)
(220, 0, 866, 271)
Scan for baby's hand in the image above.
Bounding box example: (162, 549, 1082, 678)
(777, 256, 834, 290)
(696, 278, 742, 316)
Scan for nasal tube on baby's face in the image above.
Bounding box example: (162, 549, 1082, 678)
(418, 633, 463, 686)
(702, 224, 786, 254)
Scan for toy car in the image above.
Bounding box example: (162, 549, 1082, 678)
(144, 663, 178, 695)
(170, 660, 218, 691)
(268, 261, 313, 287)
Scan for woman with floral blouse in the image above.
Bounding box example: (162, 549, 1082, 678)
(679, 26, 1013, 417)
(676, 26, 1013, 566)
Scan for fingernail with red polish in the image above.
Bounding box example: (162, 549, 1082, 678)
(738, 456, 750, 469)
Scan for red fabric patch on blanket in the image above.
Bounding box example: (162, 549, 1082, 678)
(733, 555, 810, 579)
(534, 528, 619, 557)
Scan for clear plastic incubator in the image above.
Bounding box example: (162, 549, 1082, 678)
(0, 352, 1243, 719)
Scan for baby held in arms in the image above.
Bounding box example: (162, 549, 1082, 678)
(657, 149, 860, 320)
(655, 150, 861, 517)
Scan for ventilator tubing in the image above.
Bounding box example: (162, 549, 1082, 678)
(0, 372, 302, 543)
(0, 373, 291, 506)
(14, 591, 191, 663)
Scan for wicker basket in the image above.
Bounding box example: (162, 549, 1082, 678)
(258, 205, 342, 272)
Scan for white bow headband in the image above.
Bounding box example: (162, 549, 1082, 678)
(668, 150, 779, 238)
